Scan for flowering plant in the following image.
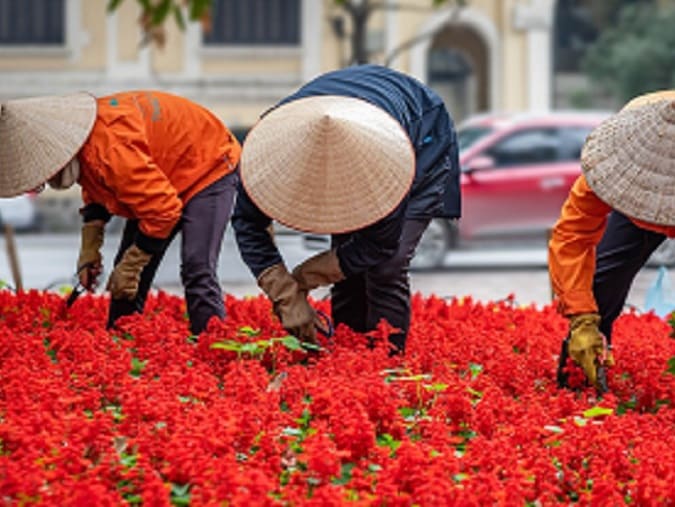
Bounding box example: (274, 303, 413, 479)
(0, 291, 673, 505)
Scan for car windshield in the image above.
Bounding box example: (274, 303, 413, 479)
(457, 126, 493, 152)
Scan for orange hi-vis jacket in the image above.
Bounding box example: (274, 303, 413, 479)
(549, 174, 675, 316)
(78, 91, 241, 240)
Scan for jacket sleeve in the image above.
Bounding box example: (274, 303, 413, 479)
(80, 187, 112, 223)
(99, 125, 183, 252)
(548, 175, 612, 316)
(336, 200, 407, 277)
(231, 181, 284, 278)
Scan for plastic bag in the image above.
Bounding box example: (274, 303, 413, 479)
(644, 266, 675, 317)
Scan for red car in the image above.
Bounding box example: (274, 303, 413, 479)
(304, 110, 675, 268)
(413, 111, 611, 269)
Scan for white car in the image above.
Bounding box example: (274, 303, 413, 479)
(0, 194, 39, 232)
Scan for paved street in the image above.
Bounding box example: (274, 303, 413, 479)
(0, 230, 664, 312)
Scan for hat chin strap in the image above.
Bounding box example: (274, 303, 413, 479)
(47, 157, 80, 190)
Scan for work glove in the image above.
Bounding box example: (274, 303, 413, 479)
(77, 221, 105, 290)
(567, 313, 606, 388)
(257, 263, 317, 343)
(106, 244, 152, 300)
(292, 249, 345, 292)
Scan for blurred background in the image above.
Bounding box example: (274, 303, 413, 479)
(1, 0, 674, 307)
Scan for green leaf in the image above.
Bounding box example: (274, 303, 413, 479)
(210, 340, 242, 351)
(331, 462, 355, 485)
(282, 427, 303, 437)
(453, 472, 468, 483)
(667, 356, 675, 375)
(466, 387, 483, 399)
(130, 357, 148, 378)
(423, 383, 448, 392)
(240, 342, 265, 354)
(188, 0, 211, 21)
(376, 433, 401, 454)
(543, 425, 564, 434)
(170, 483, 191, 506)
(120, 452, 138, 468)
(151, 0, 172, 25)
(582, 406, 613, 418)
(469, 363, 483, 379)
(280, 335, 303, 351)
(106, 0, 125, 13)
(239, 325, 261, 337)
(300, 340, 322, 351)
(172, 5, 186, 31)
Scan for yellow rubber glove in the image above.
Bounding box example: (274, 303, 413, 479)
(106, 245, 152, 300)
(257, 263, 317, 343)
(568, 313, 605, 388)
(77, 221, 105, 290)
(292, 249, 345, 292)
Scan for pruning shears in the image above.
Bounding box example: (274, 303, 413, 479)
(65, 262, 95, 308)
(314, 309, 334, 339)
(65, 279, 87, 308)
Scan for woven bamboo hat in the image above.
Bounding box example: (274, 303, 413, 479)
(0, 92, 97, 197)
(240, 95, 415, 234)
(581, 91, 675, 225)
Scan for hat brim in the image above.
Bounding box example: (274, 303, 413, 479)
(0, 92, 97, 197)
(240, 95, 416, 234)
(582, 99, 675, 225)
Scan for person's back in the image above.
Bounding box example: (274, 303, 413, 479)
(233, 65, 461, 352)
(81, 91, 239, 207)
(279, 65, 445, 138)
(276, 64, 459, 220)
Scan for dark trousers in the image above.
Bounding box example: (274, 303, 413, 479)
(330, 218, 431, 352)
(594, 211, 665, 343)
(107, 172, 238, 335)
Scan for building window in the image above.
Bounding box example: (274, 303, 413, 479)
(0, 0, 65, 45)
(204, 0, 300, 46)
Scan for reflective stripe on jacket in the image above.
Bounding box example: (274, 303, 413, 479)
(78, 91, 241, 240)
(548, 175, 675, 315)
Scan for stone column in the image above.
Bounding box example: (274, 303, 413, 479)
(513, 0, 554, 111)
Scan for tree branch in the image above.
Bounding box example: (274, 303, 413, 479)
(383, 4, 463, 66)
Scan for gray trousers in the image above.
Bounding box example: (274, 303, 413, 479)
(594, 211, 666, 343)
(330, 218, 431, 352)
(107, 172, 238, 335)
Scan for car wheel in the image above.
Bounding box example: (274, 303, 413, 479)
(648, 239, 675, 267)
(411, 219, 456, 270)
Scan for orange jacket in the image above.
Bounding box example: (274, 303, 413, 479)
(548, 175, 675, 315)
(78, 91, 241, 240)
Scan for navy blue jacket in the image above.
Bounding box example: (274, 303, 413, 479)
(233, 65, 460, 278)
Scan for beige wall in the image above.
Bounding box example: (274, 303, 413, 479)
(0, 0, 550, 120)
(80, 1, 107, 70)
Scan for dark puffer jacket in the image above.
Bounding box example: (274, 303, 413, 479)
(233, 64, 460, 278)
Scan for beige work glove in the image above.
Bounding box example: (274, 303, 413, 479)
(568, 313, 606, 388)
(77, 221, 105, 290)
(292, 249, 345, 292)
(257, 263, 316, 343)
(106, 244, 153, 300)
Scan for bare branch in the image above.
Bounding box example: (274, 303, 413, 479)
(383, 4, 463, 66)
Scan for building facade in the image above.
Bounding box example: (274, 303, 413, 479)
(0, 0, 589, 132)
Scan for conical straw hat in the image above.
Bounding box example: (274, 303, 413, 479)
(0, 92, 97, 197)
(581, 97, 675, 225)
(240, 95, 415, 234)
(621, 89, 675, 111)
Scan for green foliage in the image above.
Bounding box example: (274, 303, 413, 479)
(582, 4, 675, 103)
(107, 0, 211, 27)
(107, 0, 460, 50)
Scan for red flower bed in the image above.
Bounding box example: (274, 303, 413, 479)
(0, 290, 673, 506)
